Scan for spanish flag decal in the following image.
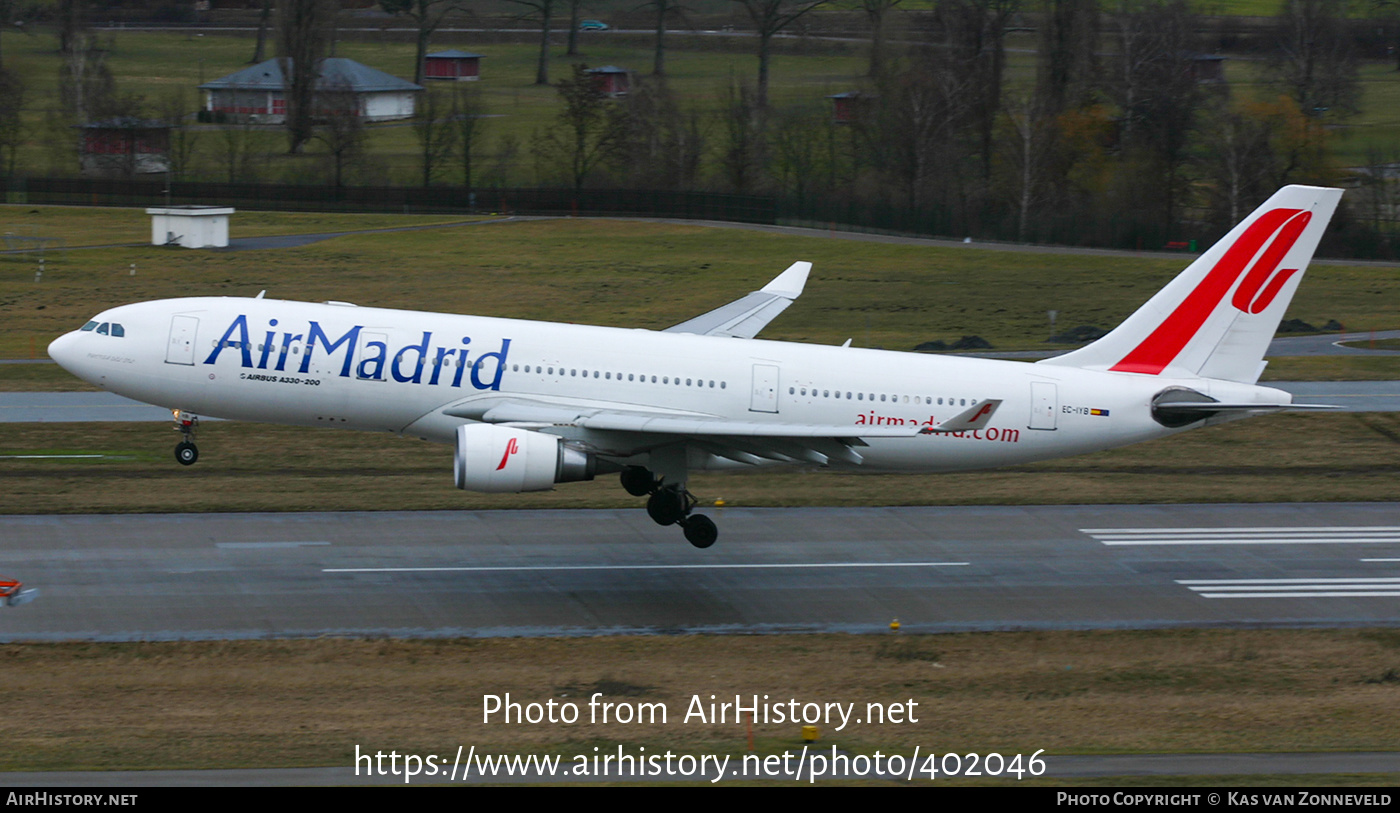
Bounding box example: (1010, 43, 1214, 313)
(1090, 408, 1110, 417)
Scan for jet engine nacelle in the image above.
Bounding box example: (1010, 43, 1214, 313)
(454, 423, 594, 493)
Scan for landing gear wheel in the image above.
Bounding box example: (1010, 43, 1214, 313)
(680, 514, 718, 549)
(175, 441, 199, 466)
(646, 488, 687, 526)
(620, 466, 656, 497)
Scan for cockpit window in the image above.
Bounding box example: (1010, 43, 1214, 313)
(80, 321, 98, 332)
(96, 322, 110, 335)
(111, 323, 125, 338)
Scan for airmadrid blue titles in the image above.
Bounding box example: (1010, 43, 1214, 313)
(204, 314, 511, 391)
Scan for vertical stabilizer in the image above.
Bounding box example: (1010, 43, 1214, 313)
(1039, 185, 1342, 383)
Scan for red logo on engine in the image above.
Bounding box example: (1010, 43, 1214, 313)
(495, 437, 519, 471)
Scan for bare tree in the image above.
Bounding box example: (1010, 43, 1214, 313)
(1356, 147, 1400, 235)
(1000, 94, 1052, 242)
(767, 103, 833, 204)
(380, 0, 467, 85)
(857, 54, 972, 211)
(1267, 0, 1360, 119)
(277, 0, 336, 153)
(0, 0, 35, 70)
(718, 77, 762, 191)
(453, 83, 487, 188)
(1108, 0, 1204, 230)
(413, 86, 457, 186)
(0, 69, 24, 178)
(608, 77, 706, 188)
(159, 87, 200, 182)
(861, 0, 901, 78)
(1036, 0, 1100, 117)
(729, 0, 828, 109)
(314, 80, 366, 188)
(1374, 0, 1400, 71)
(217, 115, 268, 183)
(55, 0, 86, 56)
(638, 0, 688, 76)
(565, 0, 589, 56)
(506, 0, 558, 85)
(251, 0, 273, 63)
(1195, 98, 1276, 225)
(938, 0, 1021, 180)
(530, 63, 618, 189)
(59, 30, 117, 123)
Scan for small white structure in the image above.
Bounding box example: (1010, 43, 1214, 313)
(146, 206, 235, 249)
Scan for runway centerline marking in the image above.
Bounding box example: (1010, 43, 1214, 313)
(217, 541, 331, 549)
(323, 561, 971, 574)
(1082, 527, 1400, 546)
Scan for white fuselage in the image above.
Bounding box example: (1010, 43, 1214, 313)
(48, 296, 1291, 473)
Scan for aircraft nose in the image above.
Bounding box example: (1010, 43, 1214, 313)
(47, 331, 80, 373)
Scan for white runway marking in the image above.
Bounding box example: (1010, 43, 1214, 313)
(323, 561, 971, 574)
(1176, 577, 1400, 599)
(0, 454, 107, 459)
(217, 541, 331, 549)
(1082, 527, 1400, 546)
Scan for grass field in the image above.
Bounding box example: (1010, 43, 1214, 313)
(2, 208, 1397, 361)
(2, 630, 1398, 775)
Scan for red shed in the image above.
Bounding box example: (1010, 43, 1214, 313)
(586, 65, 631, 97)
(78, 117, 171, 177)
(424, 50, 484, 81)
(829, 91, 874, 125)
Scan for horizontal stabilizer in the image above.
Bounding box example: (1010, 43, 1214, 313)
(4, 588, 38, 608)
(1153, 401, 1341, 414)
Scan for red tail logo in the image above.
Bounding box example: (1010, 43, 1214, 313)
(1111, 208, 1311, 375)
(495, 437, 519, 471)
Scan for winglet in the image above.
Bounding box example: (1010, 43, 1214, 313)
(920, 399, 1003, 434)
(664, 261, 813, 339)
(760, 261, 811, 299)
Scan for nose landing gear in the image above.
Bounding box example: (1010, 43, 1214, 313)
(624, 466, 719, 548)
(172, 410, 200, 466)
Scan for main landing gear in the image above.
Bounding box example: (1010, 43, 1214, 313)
(172, 410, 200, 466)
(622, 466, 719, 549)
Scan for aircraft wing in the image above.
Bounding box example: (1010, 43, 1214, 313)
(664, 262, 810, 339)
(439, 396, 1001, 467)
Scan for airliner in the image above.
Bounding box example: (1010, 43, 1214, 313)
(48, 186, 1342, 548)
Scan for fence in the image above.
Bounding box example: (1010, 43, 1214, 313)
(2, 177, 1395, 259)
(3, 178, 779, 225)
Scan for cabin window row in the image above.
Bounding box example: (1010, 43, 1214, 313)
(510, 363, 727, 390)
(789, 387, 974, 407)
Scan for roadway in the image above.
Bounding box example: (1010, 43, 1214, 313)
(2, 503, 1398, 642)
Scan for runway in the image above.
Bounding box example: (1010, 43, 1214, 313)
(2, 503, 1397, 642)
